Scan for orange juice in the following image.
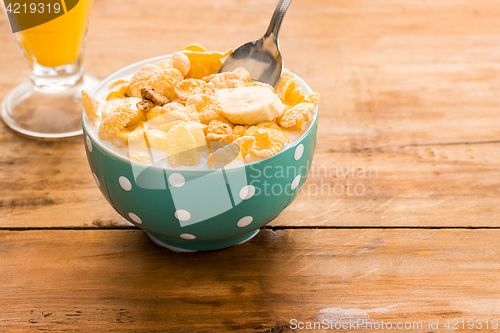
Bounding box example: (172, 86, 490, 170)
(16, 0, 92, 68)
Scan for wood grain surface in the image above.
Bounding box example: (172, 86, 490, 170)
(2, 229, 500, 332)
(2, 0, 500, 331)
(2, 139, 500, 228)
(2, 0, 500, 228)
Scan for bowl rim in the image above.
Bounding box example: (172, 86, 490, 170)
(83, 54, 319, 170)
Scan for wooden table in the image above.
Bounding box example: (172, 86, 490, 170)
(2, 0, 500, 331)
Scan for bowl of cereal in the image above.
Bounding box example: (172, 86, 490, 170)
(82, 44, 319, 252)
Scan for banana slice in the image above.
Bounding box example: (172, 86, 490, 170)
(215, 86, 285, 125)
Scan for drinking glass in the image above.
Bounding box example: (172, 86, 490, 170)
(1, 0, 99, 138)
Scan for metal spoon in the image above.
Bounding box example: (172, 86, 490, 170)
(218, 0, 293, 87)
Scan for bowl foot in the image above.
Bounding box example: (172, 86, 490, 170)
(145, 229, 260, 252)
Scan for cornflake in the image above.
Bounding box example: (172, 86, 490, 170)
(206, 119, 235, 142)
(155, 59, 173, 70)
(205, 72, 245, 94)
(245, 122, 288, 158)
(182, 121, 207, 148)
(107, 86, 128, 101)
(82, 91, 99, 121)
(276, 68, 294, 93)
(126, 110, 147, 129)
(182, 49, 232, 79)
(172, 52, 191, 77)
(167, 123, 200, 167)
(158, 120, 184, 132)
(146, 104, 189, 126)
(145, 129, 169, 151)
(114, 126, 146, 141)
(278, 103, 315, 128)
(127, 153, 152, 165)
(304, 92, 320, 106)
(109, 79, 129, 89)
(185, 93, 222, 125)
(175, 79, 207, 100)
(210, 136, 255, 164)
(98, 98, 139, 140)
(84, 43, 319, 166)
(129, 64, 183, 100)
(182, 43, 207, 52)
(233, 125, 247, 137)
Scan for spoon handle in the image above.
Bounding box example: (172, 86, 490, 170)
(264, 0, 293, 39)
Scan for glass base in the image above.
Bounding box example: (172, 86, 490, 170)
(1, 74, 100, 138)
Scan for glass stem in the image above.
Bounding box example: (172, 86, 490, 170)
(30, 59, 84, 94)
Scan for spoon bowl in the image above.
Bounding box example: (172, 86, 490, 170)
(218, 0, 292, 87)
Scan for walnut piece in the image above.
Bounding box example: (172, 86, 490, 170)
(136, 100, 154, 112)
(140, 88, 170, 106)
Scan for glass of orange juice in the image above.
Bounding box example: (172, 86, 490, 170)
(1, 0, 99, 138)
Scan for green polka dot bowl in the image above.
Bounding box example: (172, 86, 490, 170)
(83, 55, 318, 252)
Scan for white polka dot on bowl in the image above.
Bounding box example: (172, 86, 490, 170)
(93, 173, 100, 187)
(291, 175, 301, 191)
(119, 176, 132, 191)
(237, 216, 253, 228)
(86, 136, 92, 152)
(168, 173, 185, 188)
(239, 185, 255, 200)
(180, 233, 196, 240)
(175, 210, 191, 222)
(294, 144, 304, 161)
(128, 212, 142, 224)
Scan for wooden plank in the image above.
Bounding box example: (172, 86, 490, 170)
(1, 229, 500, 332)
(0, 135, 128, 229)
(2, 0, 500, 228)
(2, 141, 500, 228)
(2, 0, 500, 148)
(273, 142, 500, 227)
